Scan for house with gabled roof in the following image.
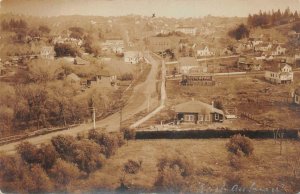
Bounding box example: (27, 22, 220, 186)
(174, 100, 224, 124)
(265, 63, 293, 84)
(175, 26, 197, 36)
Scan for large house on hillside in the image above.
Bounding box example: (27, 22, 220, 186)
(101, 38, 124, 54)
(265, 63, 293, 84)
(124, 51, 143, 64)
(174, 100, 224, 124)
(196, 46, 215, 57)
(175, 26, 197, 36)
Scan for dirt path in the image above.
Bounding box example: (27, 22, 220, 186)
(0, 52, 160, 154)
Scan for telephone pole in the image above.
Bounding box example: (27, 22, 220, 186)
(93, 107, 96, 129)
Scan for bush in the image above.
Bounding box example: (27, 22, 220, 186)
(25, 164, 54, 193)
(88, 130, 123, 158)
(70, 139, 105, 173)
(37, 143, 58, 170)
(16, 141, 39, 164)
(49, 159, 81, 191)
(51, 135, 76, 161)
(122, 128, 136, 141)
(123, 160, 142, 174)
(155, 156, 194, 192)
(0, 155, 54, 193)
(226, 134, 254, 156)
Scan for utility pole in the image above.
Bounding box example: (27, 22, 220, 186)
(93, 107, 96, 129)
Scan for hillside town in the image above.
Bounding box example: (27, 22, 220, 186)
(0, 1, 300, 193)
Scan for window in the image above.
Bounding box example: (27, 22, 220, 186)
(198, 115, 204, 121)
(215, 114, 219, 120)
(184, 114, 195, 122)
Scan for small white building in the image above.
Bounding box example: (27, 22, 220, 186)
(255, 43, 272, 52)
(101, 39, 124, 54)
(271, 45, 286, 56)
(124, 51, 143, 64)
(40, 46, 55, 60)
(265, 63, 293, 84)
(197, 46, 215, 57)
(175, 26, 197, 36)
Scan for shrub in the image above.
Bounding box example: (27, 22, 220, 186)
(88, 130, 122, 158)
(0, 155, 53, 193)
(122, 128, 136, 141)
(37, 143, 58, 170)
(49, 159, 81, 191)
(25, 164, 54, 193)
(123, 159, 142, 174)
(155, 156, 194, 192)
(70, 139, 105, 173)
(16, 141, 39, 164)
(51, 135, 76, 161)
(226, 134, 254, 156)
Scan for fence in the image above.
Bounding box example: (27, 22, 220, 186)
(135, 129, 299, 139)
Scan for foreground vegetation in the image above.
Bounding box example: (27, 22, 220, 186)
(0, 132, 299, 193)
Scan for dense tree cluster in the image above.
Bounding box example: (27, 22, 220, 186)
(0, 62, 120, 134)
(54, 43, 80, 57)
(247, 8, 299, 28)
(0, 130, 126, 193)
(228, 24, 250, 40)
(1, 19, 28, 32)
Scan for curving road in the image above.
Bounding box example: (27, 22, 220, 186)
(0, 52, 160, 154)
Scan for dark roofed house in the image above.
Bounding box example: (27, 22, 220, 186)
(174, 100, 224, 124)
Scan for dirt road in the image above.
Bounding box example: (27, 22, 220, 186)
(0, 52, 160, 154)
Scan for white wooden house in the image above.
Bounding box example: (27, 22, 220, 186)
(197, 46, 215, 57)
(265, 63, 293, 84)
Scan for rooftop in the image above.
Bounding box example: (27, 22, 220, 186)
(174, 100, 224, 115)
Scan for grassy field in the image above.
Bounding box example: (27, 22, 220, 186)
(74, 139, 300, 193)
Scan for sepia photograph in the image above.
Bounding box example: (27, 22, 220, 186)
(0, 0, 300, 193)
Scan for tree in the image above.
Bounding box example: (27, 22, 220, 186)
(54, 43, 80, 57)
(228, 24, 250, 40)
(16, 84, 49, 130)
(38, 25, 51, 34)
(51, 135, 76, 161)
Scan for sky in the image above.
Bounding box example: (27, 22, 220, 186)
(0, 0, 300, 18)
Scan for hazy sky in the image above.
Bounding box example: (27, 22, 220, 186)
(0, 0, 300, 18)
